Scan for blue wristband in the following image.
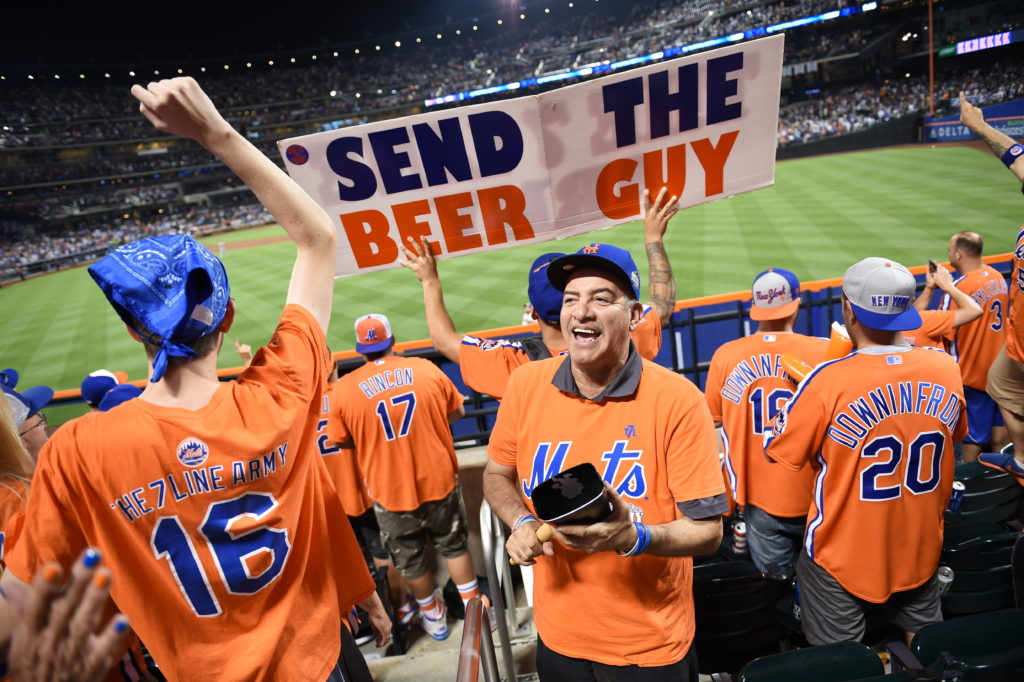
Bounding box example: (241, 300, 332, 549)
(513, 513, 538, 532)
(1001, 144, 1024, 169)
(618, 522, 650, 557)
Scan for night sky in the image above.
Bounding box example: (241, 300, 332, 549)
(4, 0, 595, 69)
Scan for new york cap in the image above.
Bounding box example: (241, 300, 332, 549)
(527, 253, 565, 323)
(843, 257, 922, 331)
(355, 314, 394, 354)
(88, 235, 230, 383)
(750, 268, 801, 320)
(547, 243, 641, 300)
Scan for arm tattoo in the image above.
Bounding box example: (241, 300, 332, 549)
(983, 136, 1010, 159)
(646, 242, 676, 326)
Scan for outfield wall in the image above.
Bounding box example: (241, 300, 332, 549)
(49, 253, 1016, 447)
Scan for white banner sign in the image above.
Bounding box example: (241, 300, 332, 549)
(279, 34, 784, 277)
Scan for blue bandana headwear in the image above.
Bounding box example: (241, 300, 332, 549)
(88, 235, 230, 383)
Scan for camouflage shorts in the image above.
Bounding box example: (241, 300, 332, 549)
(373, 484, 470, 580)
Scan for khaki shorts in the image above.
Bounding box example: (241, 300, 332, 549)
(987, 346, 1024, 418)
(373, 484, 470, 580)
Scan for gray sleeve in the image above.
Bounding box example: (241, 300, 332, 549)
(677, 494, 729, 520)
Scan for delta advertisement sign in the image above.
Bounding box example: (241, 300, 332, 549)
(279, 35, 784, 277)
(924, 98, 1024, 143)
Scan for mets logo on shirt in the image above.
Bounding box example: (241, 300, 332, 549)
(177, 437, 209, 467)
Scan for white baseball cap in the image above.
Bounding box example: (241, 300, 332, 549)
(842, 257, 922, 331)
(750, 268, 801, 320)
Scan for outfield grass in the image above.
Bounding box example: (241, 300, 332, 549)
(3, 144, 1023, 424)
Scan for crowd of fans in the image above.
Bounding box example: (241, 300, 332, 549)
(1, 0, 866, 150)
(0, 202, 271, 278)
(778, 61, 1024, 146)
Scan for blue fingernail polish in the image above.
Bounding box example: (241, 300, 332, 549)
(83, 548, 101, 568)
(115, 619, 129, 633)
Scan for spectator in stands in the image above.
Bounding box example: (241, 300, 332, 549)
(326, 314, 474, 642)
(905, 264, 982, 349)
(400, 187, 678, 399)
(704, 269, 828, 579)
(3, 380, 53, 462)
(765, 257, 966, 645)
(0, 77, 389, 681)
(80, 369, 127, 411)
(959, 92, 1024, 482)
(938, 232, 1010, 461)
(484, 242, 725, 680)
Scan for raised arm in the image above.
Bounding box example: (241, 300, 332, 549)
(960, 91, 1024, 185)
(130, 78, 336, 331)
(643, 188, 678, 326)
(933, 266, 982, 327)
(399, 237, 462, 363)
(914, 266, 937, 311)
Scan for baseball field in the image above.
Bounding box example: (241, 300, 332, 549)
(4, 144, 1023, 425)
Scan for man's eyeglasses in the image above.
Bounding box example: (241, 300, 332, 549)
(19, 412, 47, 436)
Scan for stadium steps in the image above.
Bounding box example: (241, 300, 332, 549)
(363, 601, 538, 680)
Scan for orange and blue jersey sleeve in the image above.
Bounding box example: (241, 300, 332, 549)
(665, 393, 726, 505)
(459, 335, 530, 399)
(632, 305, 663, 360)
(763, 367, 832, 472)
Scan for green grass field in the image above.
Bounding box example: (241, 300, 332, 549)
(4, 145, 1023, 425)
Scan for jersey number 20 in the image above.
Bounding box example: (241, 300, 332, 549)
(151, 492, 290, 617)
(860, 431, 945, 501)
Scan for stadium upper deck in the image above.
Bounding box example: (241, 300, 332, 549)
(1, 0, 1022, 279)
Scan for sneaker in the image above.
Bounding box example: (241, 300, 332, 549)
(396, 599, 419, 626)
(421, 600, 449, 641)
(979, 451, 1024, 482)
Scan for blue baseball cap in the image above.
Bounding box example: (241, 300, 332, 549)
(843, 257, 922, 331)
(81, 372, 118, 407)
(3, 383, 53, 430)
(547, 243, 641, 300)
(99, 384, 143, 412)
(750, 268, 801, 321)
(0, 368, 18, 390)
(88, 235, 230, 383)
(527, 253, 565, 324)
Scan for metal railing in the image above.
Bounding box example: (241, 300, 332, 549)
(479, 500, 522, 682)
(457, 597, 500, 682)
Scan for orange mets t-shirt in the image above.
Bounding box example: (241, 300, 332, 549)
(903, 310, 955, 350)
(316, 391, 372, 517)
(764, 345, 967, 603)
(6, 305, 375, 682)
(459, 306, 662, 399)
(705, 332, 828, 517)
(941, 268, 1008, 390)
(327, 354, 463, 512)
(1007, 227, 1024, 361)
(488, 352, 725, 666)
